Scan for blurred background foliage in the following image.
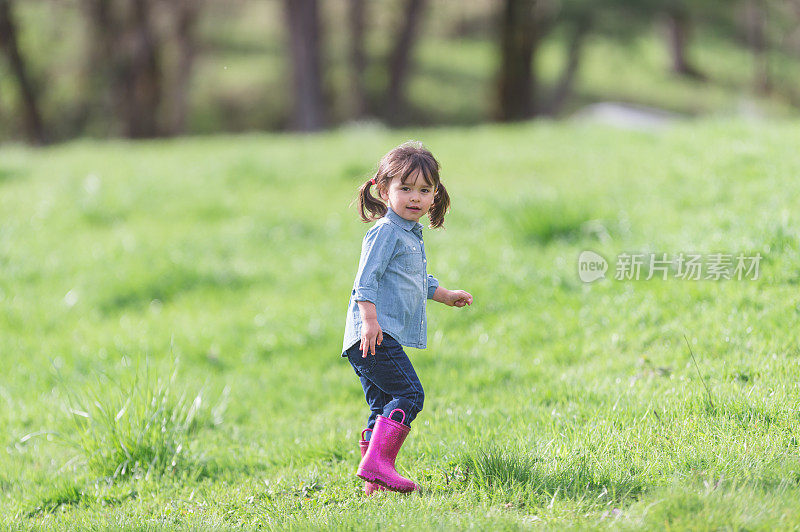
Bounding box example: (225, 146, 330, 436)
(1, 0, 800, 144)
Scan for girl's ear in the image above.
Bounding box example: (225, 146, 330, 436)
(379, 186, 388, 201)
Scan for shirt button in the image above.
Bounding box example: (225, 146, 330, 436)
(423, 259, 426, 263)
(419, 240, 423, 244)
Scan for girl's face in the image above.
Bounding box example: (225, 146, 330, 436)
(379, 170, 436, 223)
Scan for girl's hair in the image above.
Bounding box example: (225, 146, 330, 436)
(355, 140, 451, 228)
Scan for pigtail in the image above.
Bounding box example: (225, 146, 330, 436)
(428, 181, 450, 229)
(356, 176, 387, 223)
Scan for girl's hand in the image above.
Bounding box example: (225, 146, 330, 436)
(360, 319, 384, 357)
(447, 289, 473, 308)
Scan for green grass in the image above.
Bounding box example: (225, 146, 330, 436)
(1, 119, 800, 529)
(60, 358, 225, 481)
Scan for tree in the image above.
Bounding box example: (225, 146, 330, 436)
(284, 0, 325, 131)
(167, 0, 202, 134)
(124, 0, 163, 138)
(0, 0, 46, 144)
(82, 0, 202, 138)
(495, 0, 595, 120)
(542, 13, 591, 116)
(495, 0, 543, 121)
(348, 0, 369, 119)
(662, 2, 705, 78)
(83, 0, 163, 138)
(743, 0, 770, 94)
(385, 0, 427, 125)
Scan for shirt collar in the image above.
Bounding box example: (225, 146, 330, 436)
(386, 206, 423, 235)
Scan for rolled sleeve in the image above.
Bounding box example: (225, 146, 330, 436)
(352, 224, 396, 305)
(426, 274, 439, 300)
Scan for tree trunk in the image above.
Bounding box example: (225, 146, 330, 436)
(168, 0, 201, 135)
(664, 7, 704, 79)
(122, 0, 162, 138)
(83, 0, 163, 138)
(284, 0, 324, 131)
(542, 16, 590, 116)
(348, 0, 368, 119)
(385, 0, 426, 126)
(0, 0, 46, 144)
(82, 0, 118, 134)
(744, 0, 770, 94)
(495, 0, 538, 121)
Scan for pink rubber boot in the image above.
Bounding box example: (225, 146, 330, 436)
(356, 409, 419, 493)
(359, 429, 386, 495)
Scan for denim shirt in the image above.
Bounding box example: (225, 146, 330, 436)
(342, 207, 439, 356)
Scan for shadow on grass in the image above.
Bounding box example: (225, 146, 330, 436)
(759, 220, 800, 284)
(686, 394, 792, 430)
(299, 435, 355, 465)
(24, 480, 137, 518)
(0, 166, 26, 185)
(195, 456, 272, 482)
(501, 196, 614, 246)
(456, 446, 647, 505)
(99, 266, 264, 313)
(339, 160, 374, 183)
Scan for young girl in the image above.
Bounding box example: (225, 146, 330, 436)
(342, 141, 473, 494)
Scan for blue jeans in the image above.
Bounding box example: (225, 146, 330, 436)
(346, 333, 425, 431)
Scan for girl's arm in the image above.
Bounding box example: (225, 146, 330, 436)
(352, 224, 395, 357)
(432, 286, 473, 307)
(353, 224, 395, 305)
(357, 300, 383, 358)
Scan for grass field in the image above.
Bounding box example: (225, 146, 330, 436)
(1, 119, 800, 529)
